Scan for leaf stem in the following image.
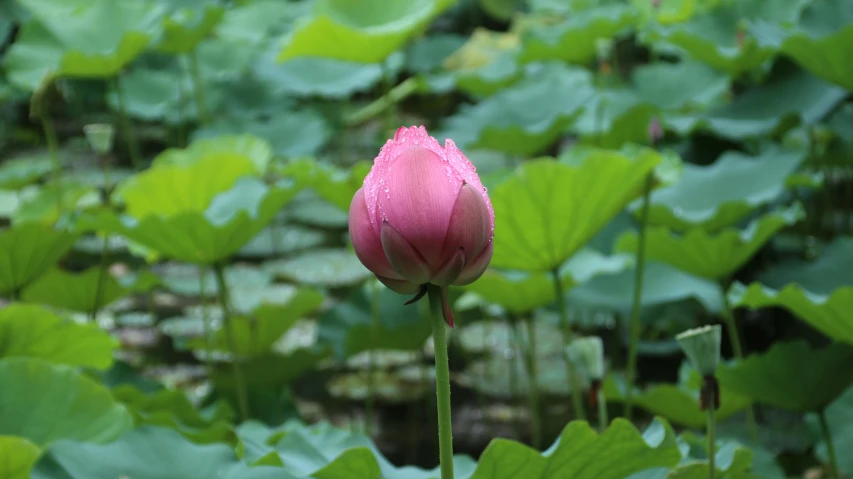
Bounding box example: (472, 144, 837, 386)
(343, 77, 419, 127)
(707, 405, 716, 479)
(187, 50, 210, 125)
(212, 262, 250, 421)
(112, 75, 142, 170)
(39, 115, 64, 213)
(90, 153, 112, 322)
(365, 280, 381, 437)
(426, 284, 454, 479)
(551, 268, 586, 421)
(597, 388, 608, 433)
(625, 173, 654, 420)
(198, 265, 214, 379)
(721, 285, 758, 440)
(819, 408, 840, 479)
(522, 316, 542, 449)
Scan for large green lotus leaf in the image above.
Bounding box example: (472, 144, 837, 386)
(12, 180, 100, 226)
(30, 426, 253, 479)
(518, 5, 636, 65)
(758, 236, 853, 294)
(463, 249, 632, 313)
(275, 0, 454, 63)
(153, 134, 272, 176)
(317, 285, 431, 360)
(750, 0, 853, 90)
(645, 0, 810, 77)
(442, 28, 521, 97)
(439, 63, 595, 156)
(811, 384, 853, 477)
(632, 61, 730, 111)
(490, 151, 660, 271)
(0, 435, 40, 479)
(636, 145, 806, 232)
(630, 0, 700, 25)
(255, 48, 385, 99)
(103, 67, 203, 124)
(727, 282, 853, 345)
(616, 205, 803, 280)
(190, 289, 324, 356)
(156, 4, 224, 54)
(114, 152, 257, 217)
(716, 340, 853, 412)
(21, 267, 128, 314)
(193, 109, 330, 160)
(112, 385, 234, 445)
(237, 420, 476, 479)
(0, 304, 116, 370)
(470, 418, 679, 478)
(0, 358, 132, 446)
(569, 88, 660, 149)
(93, 177, 300, 264)
(0, 155, 53, 190)
(264, 249, 371, 287)
(664, 68, 847, 141)
(568, 261, 725, 314)
(0, 223, 77, 296)
(237, 225, 325, 258)
(216, 0, 308, 46)
(279, 158, 371, 212)
(604, 364, 751, 429)
(3, 0, 164, 90)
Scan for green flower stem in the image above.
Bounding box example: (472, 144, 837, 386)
(707, 405, 716, 479)
(198, 266, 214, 379)
(625, 173, 654, 421)
(818, 408, 840, 479)
(597, 388, 608, 433)
(426, 285, 454, 479)
(213, 263, 250, 421)
(343, 77, 419, 127)
(112, 76, 142, 170)
(720, 287, 758, 440)
(523, 316, 542, 449)
(187, 50, 210, 125)
(551, 268, 586, 421)
(39, 115, 64, 213)
(365, 280, 381, 437)
(90, 153, 112, 322)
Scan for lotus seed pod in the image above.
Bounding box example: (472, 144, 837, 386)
(83, 124, 115, 155)
(676, 325, 722, 376)
(567, 336, 605, 380)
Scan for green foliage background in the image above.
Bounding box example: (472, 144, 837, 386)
(0, 0, 852, 477)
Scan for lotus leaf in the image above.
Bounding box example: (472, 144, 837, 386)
(716, 340, 853, 412)
(276, 0, 455, 63)
(616, 204, 804, 280)
(489, 150, 660, 271)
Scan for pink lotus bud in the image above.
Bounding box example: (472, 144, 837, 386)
(647, 117, 663, 145)
(348, 126, 495, 324)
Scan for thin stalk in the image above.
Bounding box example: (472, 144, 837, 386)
(624, 173, 654, 420)
(551, 268, 586, 421)
(707, 406, 716, 479)
(39, 115, 63, 213)
(198, 266, 214, 379)
(212, 263, 250, 421)
(507, 317, 522, 439)
(343, 77, 419, 127)
(426, 285, 454, 479)
(720, 286, 758, 440)
(523, 316, 542, 449)
(597, 388, 608, 433)
(818, 409, 840, 479)
(112, 76, 142, 170)
(365, 281, 381, 437)
(90, 153, 112, 322)
(186, 50, 210, 124)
